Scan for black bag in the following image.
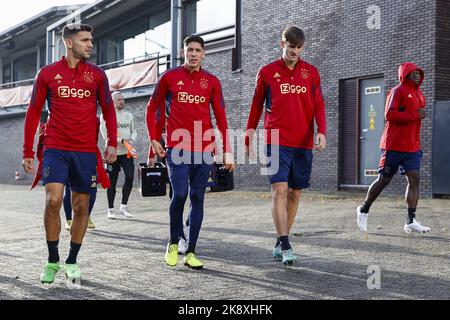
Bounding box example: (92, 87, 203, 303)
(137, 162, 168, 196)
(209, 163, 234, 192)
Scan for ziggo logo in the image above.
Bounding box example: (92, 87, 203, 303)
(280, 83, 307, 94)
(58, 86, 92, 98)
(178, 92, 206, 104)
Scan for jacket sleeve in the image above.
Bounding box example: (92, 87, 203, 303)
(146, 75, 167, 157)
(312, 68, 326, 135)
(145, 75, 169, 157)
(23, 70, 48, 159)
(245, 68, 266, 145)
(385, 88, 420, 123)
(96, 69, 117, 148)
(210, 78, 231, 153)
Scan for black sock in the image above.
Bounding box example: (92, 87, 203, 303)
(360, 201, 371, 213)
(407, 208, 416, 224)
(279, 235, 291, 251)
(65, 242, 82, 264)
(47, 240, 59, 263)
(275, 237, 280, 248)
(186, 243, 196, 255)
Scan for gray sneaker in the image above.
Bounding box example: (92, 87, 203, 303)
(119, 206, 133, 218)
(281, 249, 297, 265)
(107, 209, 116, 219)
(272, 245, 282, 261)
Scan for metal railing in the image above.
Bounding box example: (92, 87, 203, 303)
(0, 78, 34, 90)
(0, 51, 171, 90)
(98, 51, 171, 78)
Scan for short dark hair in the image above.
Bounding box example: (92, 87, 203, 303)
(282, 26, 305, 47)
(62, 23, 93, 40)
(183, 35, 205, 49)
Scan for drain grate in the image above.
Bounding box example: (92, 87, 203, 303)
(292, 228, 342, 237)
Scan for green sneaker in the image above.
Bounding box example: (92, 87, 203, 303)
(164, 243, 178, 266)
(40, 262, 60, 284)
(64, 263, 82, 281)
(183, 252, 203, 269)
(87, 217, 95, 229)
(65, 219, 72, 231)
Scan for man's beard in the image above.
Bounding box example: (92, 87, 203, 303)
(72, 48, 89, 60)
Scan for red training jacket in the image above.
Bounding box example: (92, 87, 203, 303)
(246, 58, 326, 149)
(146, 65, 231, 156)
(23, 56, 117, 159)
(380, 62, 425, 152)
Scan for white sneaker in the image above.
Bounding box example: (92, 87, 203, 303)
(356, 205, 368, 232)
(184, 224, 190, 242)
(178, 238, 187, 254)
(404, 219, 430, 233)
(107, 208, 116, 219)
(119, 205, 133, 218)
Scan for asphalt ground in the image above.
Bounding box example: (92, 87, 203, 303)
(0, 184, 448, 302)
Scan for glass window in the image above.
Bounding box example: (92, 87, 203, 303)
(124, 11, 172, 60)
(196, 0, 235, 41)
(2, 63, 11, 84)
(124, 20, 171, 61)
(14, 52, 37, 81)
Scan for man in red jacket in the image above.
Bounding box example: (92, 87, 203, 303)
(22, 23, 117, 284)
(357, 62, 430, 234)
(245, 26, 327, 265)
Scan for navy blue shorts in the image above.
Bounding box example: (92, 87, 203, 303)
(266, 144, 313, 189)
(378, 149, 422, 177)
(42, 148, 97, 193)
(166, 148, 214, 188)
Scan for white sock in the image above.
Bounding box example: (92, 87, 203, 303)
(120, 204, 127, 210)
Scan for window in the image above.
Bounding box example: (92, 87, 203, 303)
(183, 0, 241, 71)
(195, 0, 235, 41)
(124, 20, 171, 61)
(13, 52, 37, 81)
(184, 0, 236, 41)
(2, 64, 11, 84)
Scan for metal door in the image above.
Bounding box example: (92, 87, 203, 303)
(359, 78, 384, 185)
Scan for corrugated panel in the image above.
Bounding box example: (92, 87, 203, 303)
(339, 79, 358, 185)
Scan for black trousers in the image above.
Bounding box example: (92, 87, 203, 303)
(107, 155, 135, 208)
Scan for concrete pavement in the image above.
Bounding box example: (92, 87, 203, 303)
(0, 184, 449, 300)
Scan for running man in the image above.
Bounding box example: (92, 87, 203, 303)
(356, 62, 430, 233)
(245, 26, 327, 265)
(22, 23, 117, 283)
(100, 91, 137, 219)
(146, 35, 234, 269)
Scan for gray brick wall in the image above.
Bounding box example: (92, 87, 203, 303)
(0, 115, 32, 184)
(2, 0, 448, 198)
